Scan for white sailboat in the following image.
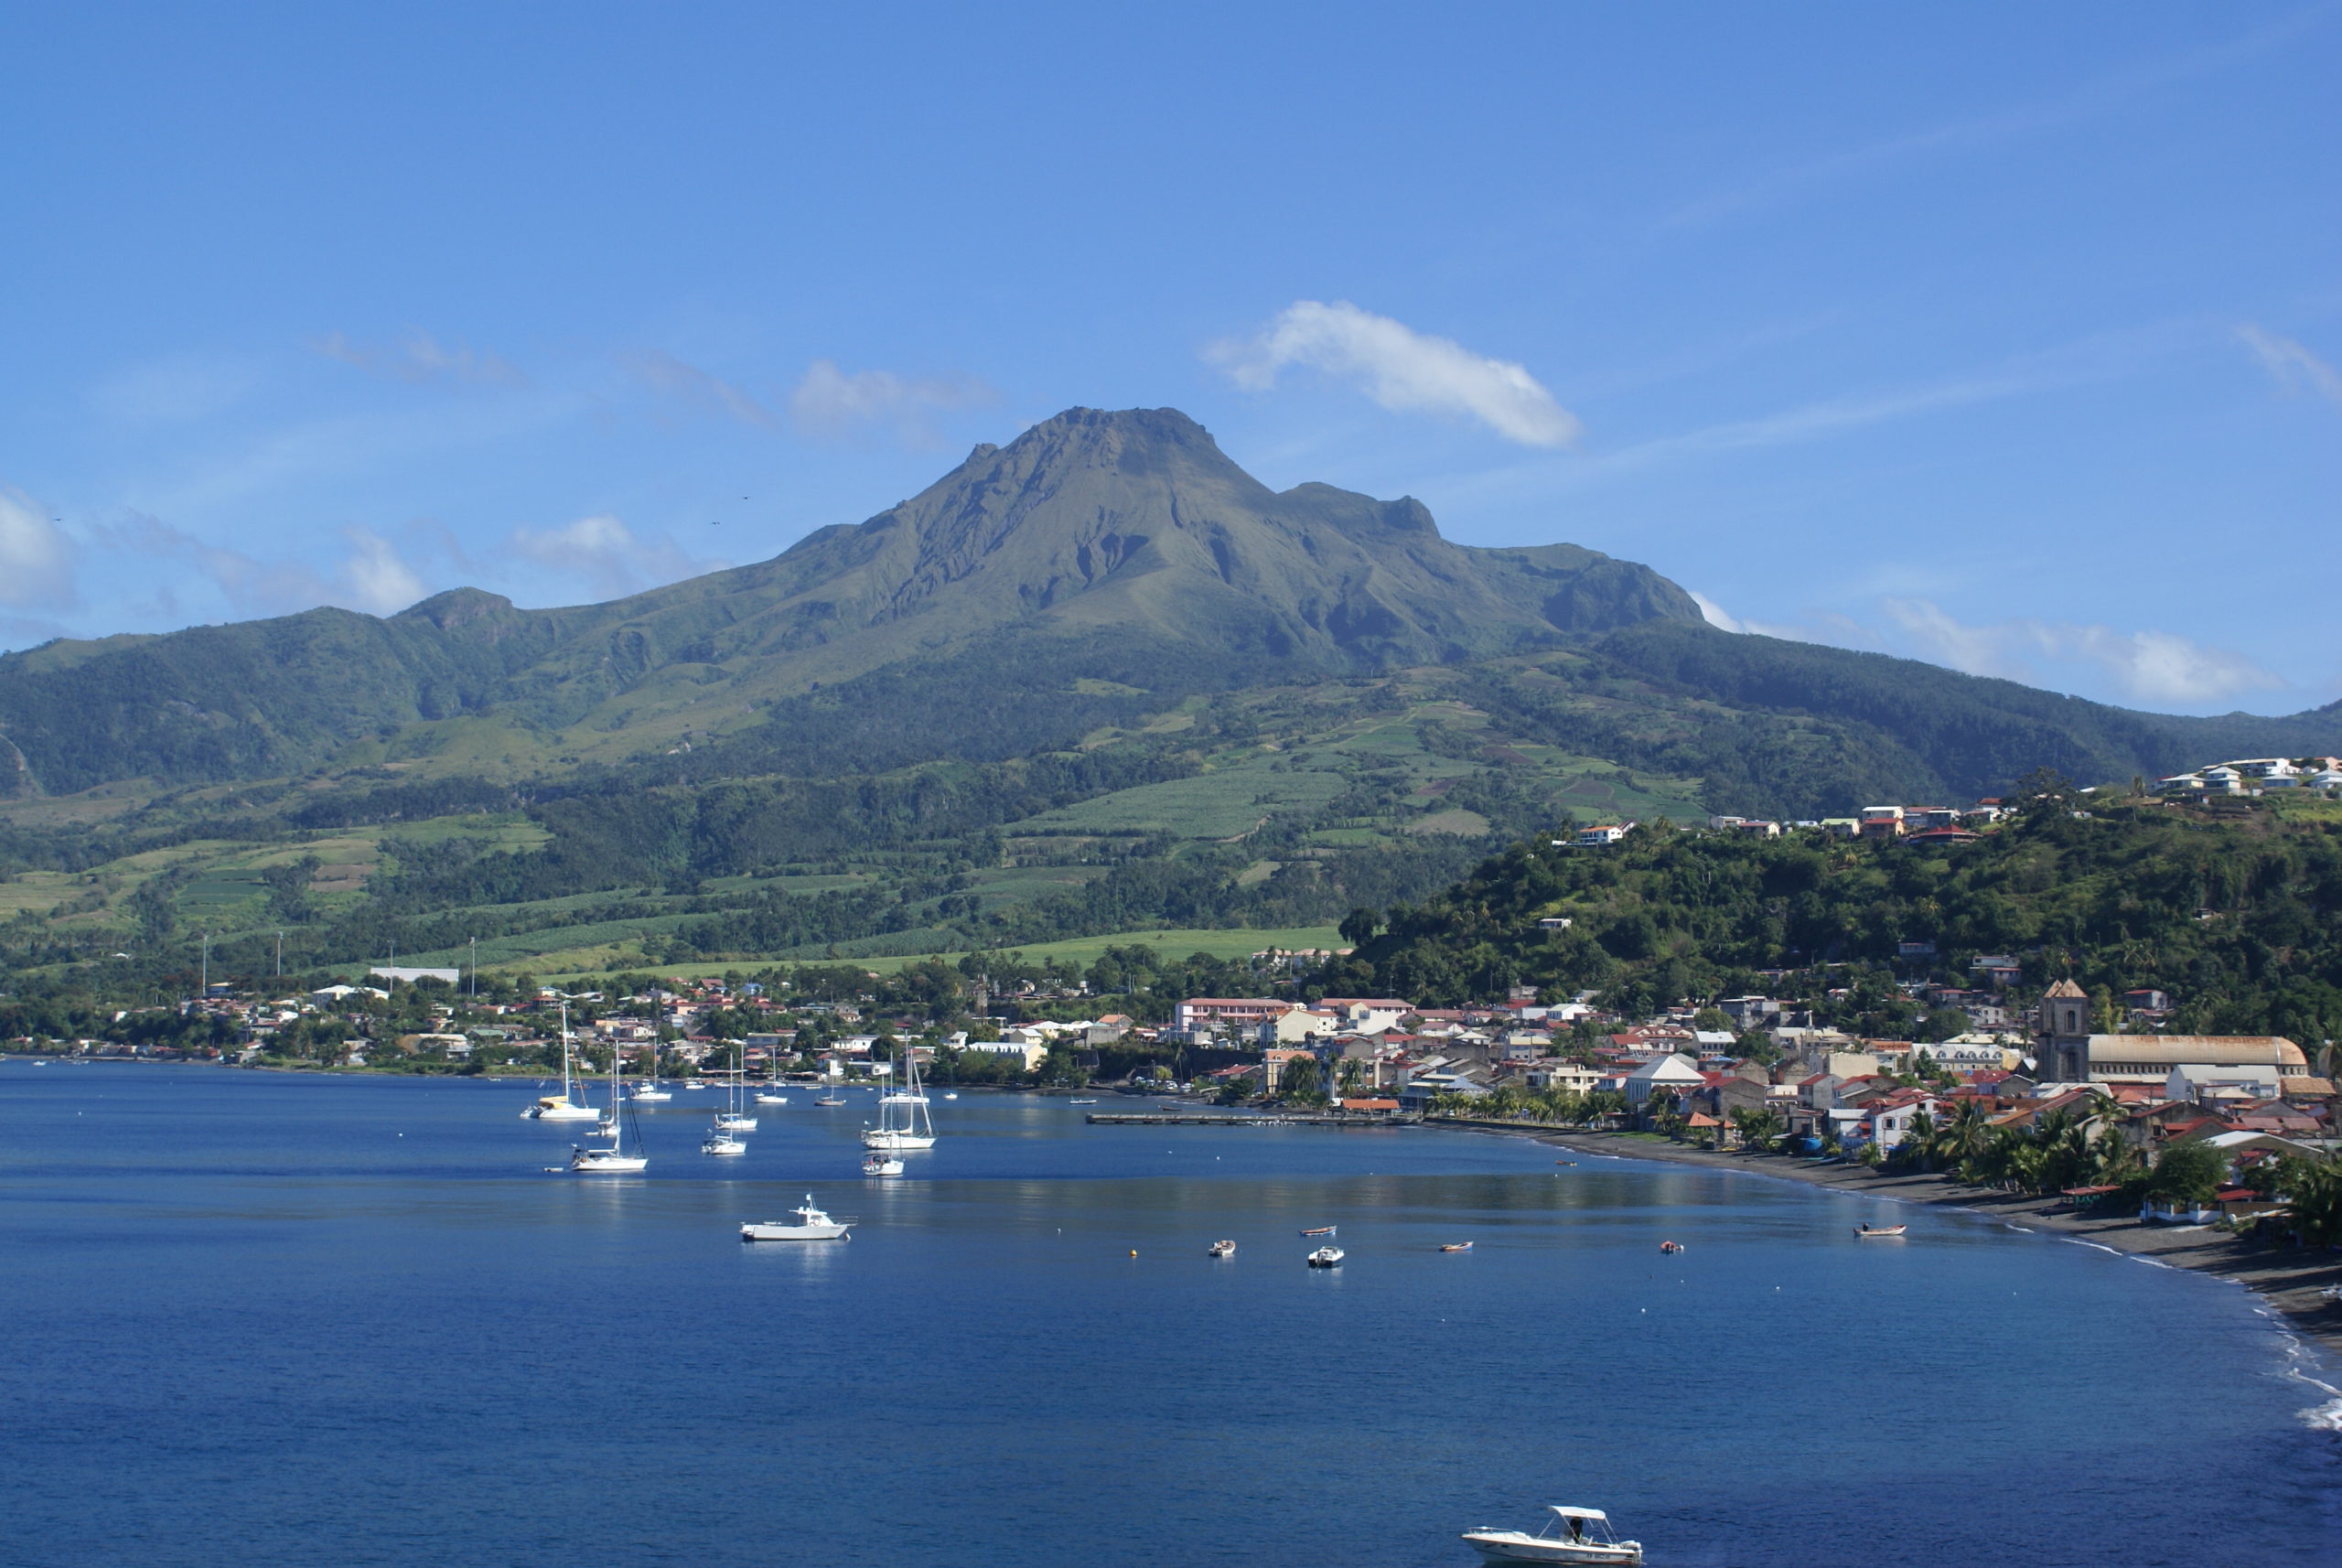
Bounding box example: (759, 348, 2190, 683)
(753, 1050, 789, 1103)
(714, 1047, 757, 1133)
(861, 1045, 937, 1151)
(631, 1047, 672, 1103)
(570, 1039, 648, 1174)
(526, 1004, 602, 1121)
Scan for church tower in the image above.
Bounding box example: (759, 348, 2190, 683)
(2038, 978, 2090, 1080)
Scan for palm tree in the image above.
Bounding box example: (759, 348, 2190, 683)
(1943, 1100, 1994, 1170)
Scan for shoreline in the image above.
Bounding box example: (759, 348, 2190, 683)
(1504, 1126, 2342, 1360)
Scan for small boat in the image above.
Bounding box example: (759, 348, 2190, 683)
(1856, 1223, 1907, 1238)
(942, 1091, 959, 1100)
(1305, 1245, 1345, 1268)
(863, 1154, 905, 1176)
(630, 1080, 673, 1103)
(863, 1047, 938, 1152)
(814, 1094, 846, 1107)
(683, 1079, 710, 1090)
(753, 1092, 789, 1105)
(714, 1112, 758, 1132)
(1069, 1097, 1097, 1105)
(742, 1197, 851, 1242)
(1301, 1226, 1338, 1238)
(1207, 1239, 1236, 1258)
(1463, 1506, 1641, 1564)
(1553, 1160, 1575, 1167)
(1659, 1240, 1681, 1255)
(1441, 1241, 1474, 1253)
(701, 1133, 747, 1156)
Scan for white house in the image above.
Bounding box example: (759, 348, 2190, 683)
(1623, 1052, 1705, 1107)
(2166, 1062, 2283, 1104)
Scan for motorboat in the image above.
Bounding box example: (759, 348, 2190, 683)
(1305, 1245, 1344, 1268)
(1069, 1097, 1097, 1104)
(630, 1083, 672, 1103)
(863, 1047, 938, 1152)
(1301, 1226, 1338, 1238)
(702, 1132, 747, 1156)
(814, 1094, 846, 1106)
(1462, 1507, 1641, 1564)
(683, 1079, 710, 1090)
(863, 1153, 905, 1176)
(1441, 1241, 1474, 1252)
(753, 1091, 789, 1105)
(1856, 1223, 1907, 1238)
(742, 1197, 851, 1242)
(1207, 1240, 1236, 1258)
(942, 1091, 959, 1100)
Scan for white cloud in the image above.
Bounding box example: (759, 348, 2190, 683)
(501, 513, 722, 602)
(2238, 324, 2342, 407)
(311, 329, 529, 388)
(1689, 589, 1850, 646)
(0, 489, 78, 610)
(1209, 300, 1583, 448)
(1879, 596, 2284, 707)
(788, 359, 998, 445)
(336, 527, 426, 615)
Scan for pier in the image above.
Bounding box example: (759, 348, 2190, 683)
(1085, 1112, 1419, 1127)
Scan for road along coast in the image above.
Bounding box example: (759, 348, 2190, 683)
(1461, 1123, 2342, 1359)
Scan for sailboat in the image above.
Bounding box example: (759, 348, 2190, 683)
(526, 1004, 601, 1121)
(752, 1047, 789, 1104)
(570, 1039, 648, 1174)
(714, 1047, 757, 1133)
(631, 1046, 672, 1102)
(862, 1045, 937, 1151)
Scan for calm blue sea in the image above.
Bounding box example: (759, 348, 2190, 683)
(2, 1063, 2336, 1568)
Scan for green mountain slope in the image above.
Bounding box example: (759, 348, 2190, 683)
(0, 407, 1697, 795)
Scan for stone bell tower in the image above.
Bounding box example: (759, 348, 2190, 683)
(2037, 978, 2090, 1081)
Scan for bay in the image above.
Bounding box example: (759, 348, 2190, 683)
(2, 1063, 2335, 1567)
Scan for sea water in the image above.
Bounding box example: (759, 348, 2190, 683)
(1, 1063, 2335, 1568)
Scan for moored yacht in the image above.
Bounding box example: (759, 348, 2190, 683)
(1462, 1507, 1641, 1565)
(862, 1045, 938, 1151)
(527, 1004, 602, 1121)
(568, 1042, 648, 1174)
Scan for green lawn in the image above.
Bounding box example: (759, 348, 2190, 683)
(530, 923, 1348, 982)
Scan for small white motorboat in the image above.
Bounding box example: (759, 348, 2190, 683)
(630, 1086, 672, 1103)
(701, 1133, 747, 1156)
(1856, 1223, 1907, 1238)
(742, 1197, 851, 1242)
(863, 1153, 905, 1176)
(753, 1091, 789, 1105)
(1207, 1239, 1236, 1258)
(1463, 1507, 1642, 1564)
(942, 1091, 959, 1100)
(1069, 1097, 1097, 1104)
(1305, 1245, 1344, 1268)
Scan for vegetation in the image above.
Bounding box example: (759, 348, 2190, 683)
(1316, 779, 2342, 1040)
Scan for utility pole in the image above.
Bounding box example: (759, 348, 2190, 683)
(275, 930, 284, 979)
(199, 932, 209, 999)
(469, 937, 478, 1002)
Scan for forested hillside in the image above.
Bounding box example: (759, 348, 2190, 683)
(1313, 781, 2342, 1046)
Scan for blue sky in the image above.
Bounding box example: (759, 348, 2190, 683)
(3, 3, 2336, 715)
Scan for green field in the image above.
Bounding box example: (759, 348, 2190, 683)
(535, 923, 1348, 982)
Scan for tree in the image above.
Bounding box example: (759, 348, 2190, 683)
(2145, 1139, 2226, 1203)
(1729, 1105, 1783, 1151)
(2275, 1153, 2342, 1247)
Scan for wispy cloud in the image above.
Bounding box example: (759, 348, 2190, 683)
(1697, 587, 2286, 709)
(2238, 323, 2342, 406)
(310, 329, 529, 388)
(788, 360, 999, 446)
(1666, 6, 2335, 230)
(84, 512, 434, 618)
(0, 489, 78, 611)
(500, 513, 725, 602)
(1877, 597, 2284, 707)
(1209, 300, 1583, 448)
(626, 349, 786, 430)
